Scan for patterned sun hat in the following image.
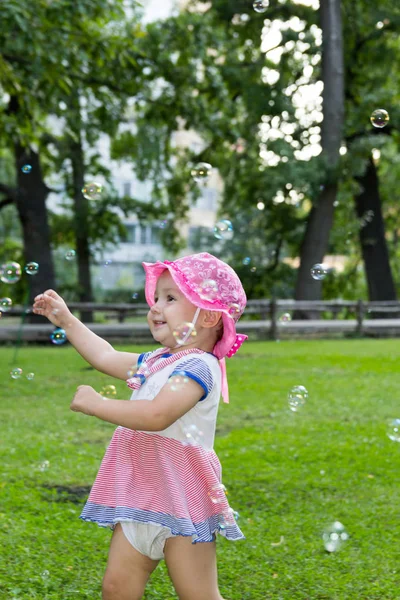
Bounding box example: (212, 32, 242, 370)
(142, 252, 248, 360)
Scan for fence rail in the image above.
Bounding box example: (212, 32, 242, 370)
(2, 299, 400, 343)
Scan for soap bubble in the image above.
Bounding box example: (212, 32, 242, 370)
(213, 219, 234, 241)
(242, 257, 251, 265)
(250, 266, 257, 272)
(257, 201, 265, 210)
(370, 109, 389, 129)
(288, 385, 308, 412)
(100, 384, 117, 399)
(228, 303, 241, 318)
(0, 297, 12, 311)
(323, 521, 349, 553)
(0, 262, 22, 284)
(82, 182, 103, 200)
(219, 508, 240, 529)
(10, 367, 23, 379)
(132, 292, 139, 300)
(50, 328, 67, 345)
(386, 418, 400, 442)
(159, 220, 168, 229)
(24, 262, 39, 276)
(65, 250, 76, 261)
(26, 372, 35, 381)
(253, 0, 269, 13)
(168, 374, 190, 392)
(191, 162, 212, 183)
(197, 279, 219, 301)
(21, 164, 32, 174)
(208, 483, 228, 504)
(311, 263, 328, 280)
(279, 312, 292, 323)
(41, 569, 50, 577)
(173, 322, 197, 345)
(182, 423, 205, 445)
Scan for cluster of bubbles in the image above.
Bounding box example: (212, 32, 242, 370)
(100, 385, 117, 399)
(50, 328, 67, 345)
(182, 423, 205, 445)
(323, 521, 349, 553)
(65, 250, 76, 261)
(168, 374, 190, 393)
(288, 385, 308, 412)
(10, 368, 35, 380)
(0, 261, 39, 284)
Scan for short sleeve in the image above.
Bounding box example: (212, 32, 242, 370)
(137, 351, 153, 368)
(169, 357, 214, 401)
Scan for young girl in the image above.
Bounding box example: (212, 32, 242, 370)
(33, 252, 248, 600)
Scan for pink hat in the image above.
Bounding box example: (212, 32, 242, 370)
(142, 252, 248, 403)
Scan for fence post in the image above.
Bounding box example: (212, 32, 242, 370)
(356, 300, 364, 336)
(270, 299, 278, 340)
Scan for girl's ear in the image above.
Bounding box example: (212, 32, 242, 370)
(202, 310, 222, 328)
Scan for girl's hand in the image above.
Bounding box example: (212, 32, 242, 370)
(70, 385, 103, 416)
(32, 289, 73, 328)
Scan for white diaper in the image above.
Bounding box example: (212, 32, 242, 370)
(120, 521, 177, 560)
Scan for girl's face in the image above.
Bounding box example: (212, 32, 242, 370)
(147, 271, 200, 350)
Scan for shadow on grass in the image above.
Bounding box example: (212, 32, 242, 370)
(41, 483, 91, 503)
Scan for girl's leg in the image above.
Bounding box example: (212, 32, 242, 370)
(163, 536, 225, 600)
(102, 523, 160, 600)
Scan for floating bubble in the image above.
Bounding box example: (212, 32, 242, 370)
(218, 508, 240, 529)
(82, 182, 103, 200)
(250, 266, 257, 272)
(253, 0, 269, 13)
(132, 292, 139, 300)
(386, 418, 400, 442)
(213, 219, 234, 241)
(197, 279, 219, 301)
(191, 162, 212, 183)
(0, 297, 12, 311)
(208, 483, 228, 504)
(228, 302, 241, 318)
(242, 257, 251, 265)
(127, 366, 136, 378)
(257, 201, 265, 210)
(288, 385, 308, 412)
(173, 322, 197, 346)
(24, 262, 39, 276)
(65, 250, 76, 261)
(10, 367, 23, 379)
(182, 423, 205, 445)
(104, 259, 112, 267)
(168, 374, 190, 392)
(323, 521, 349, 553)
(0, 262, 22, 284)
(159, 220, 168, 229)
(50, 328, 67, 345)
(21, 164, 32, 174)
(38, 461, 50, 472)
(100, 384, 117, 399)
(370, 109, 389, 129)
(41, 570, 50, 578)
(311, 263, 328, 280)
(279, 312, 292, 323)
(26, 372, 35, 381)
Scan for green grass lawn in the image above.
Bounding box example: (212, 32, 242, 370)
(1, 338, 400, 599)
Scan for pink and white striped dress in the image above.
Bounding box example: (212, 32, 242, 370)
(80, 347, 245, 544)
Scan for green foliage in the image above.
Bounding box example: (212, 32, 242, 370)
(1, 339, 400, 598)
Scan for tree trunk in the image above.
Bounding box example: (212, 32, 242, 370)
(68, 96, 94, 323)
(294, 0, 344, 315)
(14, 145, 56, 315)
(355, 156, 396, 308)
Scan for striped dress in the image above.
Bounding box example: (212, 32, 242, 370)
(80, 348, 245, 544)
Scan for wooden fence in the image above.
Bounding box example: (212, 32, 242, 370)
(2, 299, 400, 343)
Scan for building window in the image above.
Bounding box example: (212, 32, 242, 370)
(125, 224, 137, 243)
(123, 182, 131, 197)
(140, 225, 147, 245)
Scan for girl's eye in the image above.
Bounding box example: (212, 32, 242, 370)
(167, 295, 176, 301)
